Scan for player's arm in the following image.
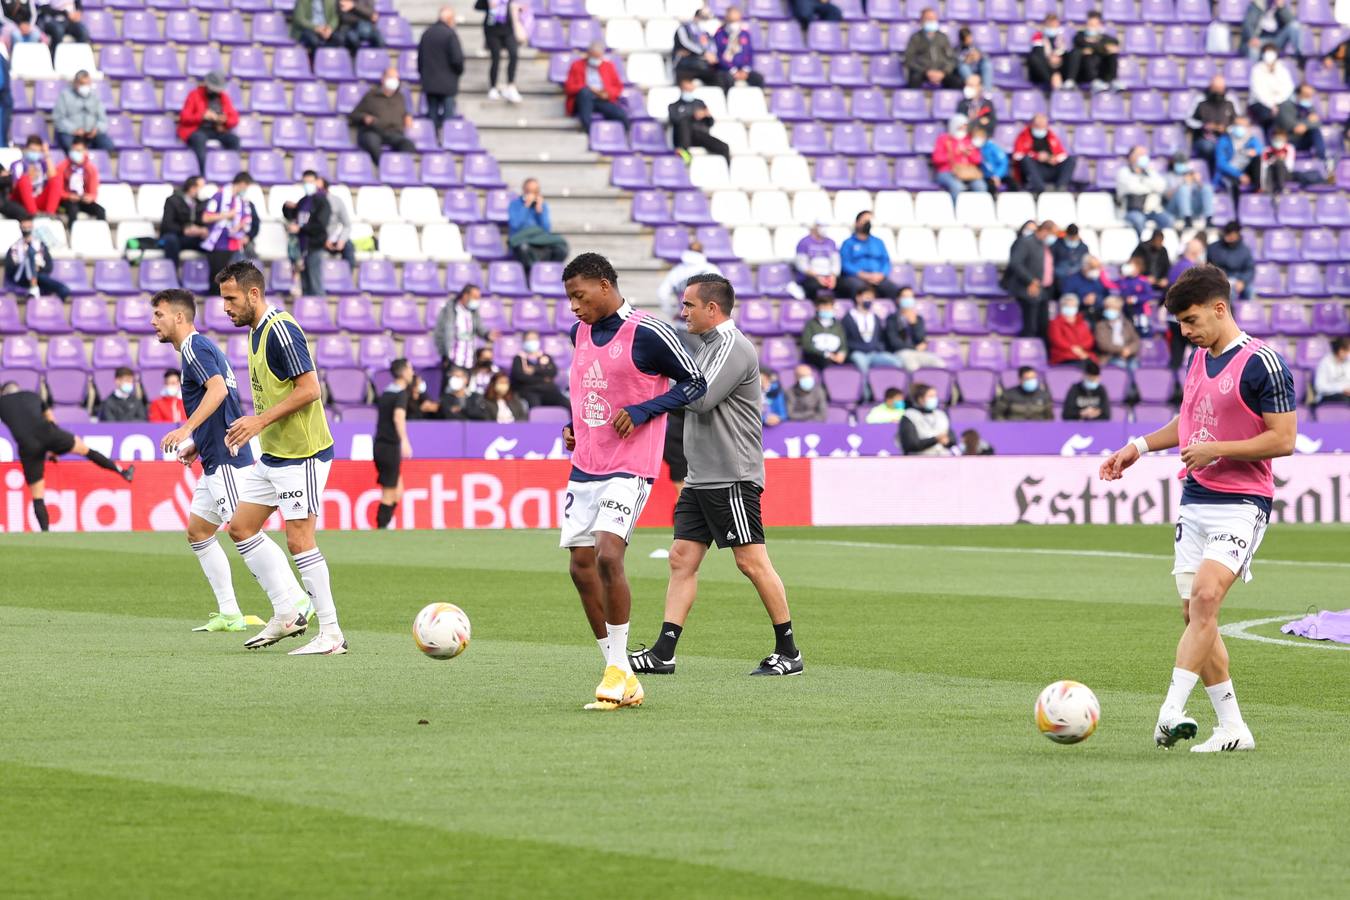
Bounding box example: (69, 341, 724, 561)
(226, 323, 322, 446)
(1099, 415, 1179, 481)
(684, 341, 748, 415)
(615, 321, 707, 436)
(394, 404, 412, 457)
(162, 375, 227, 452)
(256, 371, 322, 429)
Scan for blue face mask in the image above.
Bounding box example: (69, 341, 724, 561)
(922, 19, 939, 32)
(1064, 239, 1080, 249)
(1021, 378, 1040, 393)
(1082, 379, 1099, 390)
(797, 376, 816, 392)
(23, 151, 41, 163)
(922, 397, 939, 412)
(817, 312, 834, 325)
(1102, 308, 1121, 321)
(1044, 27, 1059, 38)
(1031, 128, 1047, 139)
(1043, 235, 1057, 247)
(899, 297, 916, 310)
(1084, 28, 1099, 37)
(1173, 163, 1189, 174)
(1230, 126, 1246, 139)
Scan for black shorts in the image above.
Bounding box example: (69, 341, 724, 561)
(673, 483, 765, 549)
(18, 428, 76, 485)
(373, 441, 402, 488)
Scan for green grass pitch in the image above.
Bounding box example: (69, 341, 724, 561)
(3, 524, 1349, 898)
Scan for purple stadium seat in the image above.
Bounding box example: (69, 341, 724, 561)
(316, 260, 353, 297)
(462, 154, 505, 188)
(138, 258, 180, 293)
(437, 119, 481, 153)
(1137, 337, 1170, 368)
(1176, 0, 1210, 20)
(315, 48, 355, 82)
(778, 299, 814, 333)
(356, 260, 398, 296)
(911, 123, 941, 155)
(464, 224, 508, 260)
(247, 11, 289, 44)
(1287, 264, 1328, 298)
(482, 190, 511, 225)
(589, 121, 629, 154)
(511, 298, 551, 332)
(807, 21, 845, 53)
(411, 152, 456, 188)
(436, 188, 477, 224)
(141, 45, 185, 81)
(855, 157, 893, 191)
(829, 55, 869, 88)
(1262, 230, 1299, 263)
(114, 297, 154, 335)
(159, 150, 200, 184)
(67, 296, 113, 335)
(871, 123, 912, 156)
(1270, 300, 1311, 335)
(332, 297, 377, 336)
(98, 44, 140, 80)
(487, 261, 530, 297)
(358, 335, 398, 372)
(1046, 367, 1081, 403)
(1314, 194, 1350, 227)
(378, 152, 418, 188)
(894, 157, 934, 190)
(93, 260, 136, 295)
(828, 123, 868, 157)
(719, 261, 753, 297)
(26, 296, 71, 335)
(269, 116, 311, 152)
(325, 368, 369, 405)
(122, 10, 163, 41)
(866, 55, 902, 88)
(759, 337, 800, 370)
(1252, 264, 1286, 297)
(924, 266, 964, 300)
(736, 299, 777, 336)
(529, 262, 566, 298)
(814, 156, 852, 191)
(627, 121, 668, 155)
(242, 150, 285, 185)
(47, 260, 89, 296)
(403, 335, 439, 370)
(166, 10, 206, 42)
(1238, 194, 1278, 227)
(203, 149, 242, 185)
(652, 226, 689, 261)
(769, 89, 810, 122)
(376, 297, 421, 336)
(960, 264, 1000, 298)
(354, 47, 392, 82)
(673, 191, 716, 225)
(334, 151, 376, 186)
(610, 156, 649, 190)
(1008, 339, 1047, 371)
(1312, 302, 1349, 334)
(403, 261, 444, 296)
(292, 82, 334, 117)
(45, 338, 88, 374)
(1135, 370, 1176, 404)
(822, 367, 863, 406)
(292, 296, 337, 334)
(1124, 24, 1159, 56)
(650, 157, 692, 190)
(173, 259, 208, 295)
(953, 369, 995, 404)
(791, 123, 830, 156)
(273, 47, 313, 81)
(756, 263, 793, 297)
(46, 371, 89, 407)
(3, 335, 42, 371)
(1071, 125, 1107, 158)
(943, 299, 982, 334)
(1233, 300, 1271, 335)
(891, 89, 929, 122)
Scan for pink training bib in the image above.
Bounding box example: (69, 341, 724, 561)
(568, 312, 668, 479)
(1177, 336, 1274, 497)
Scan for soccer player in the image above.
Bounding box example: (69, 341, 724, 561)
(560, 252, 706, 710)
(1100, 264, 1295, 753)
(151, 288, 311, 633)
(0, 382, 134, 531)
(373, 357, 413, 529)
(217, 261, 347, 656)
(630, 274, 802, 677)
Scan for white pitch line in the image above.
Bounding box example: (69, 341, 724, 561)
(1219, 615, 1350, 651)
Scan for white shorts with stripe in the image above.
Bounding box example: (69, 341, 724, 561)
(189, 464, 246, 526)
(236, 456, 332, 521)
(559, 476, 651, 548)
(1172, 502, 1269, 582)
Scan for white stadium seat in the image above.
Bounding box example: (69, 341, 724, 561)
(70, 220, 117, 260)
(604, 19, 646, 52)
(625, 51, 670, 88)
(644, 18, 678, 50)
(725, 87, 770, 122)
(869, 225, 897, 259)
(768, 155, 813, 191)
(731, 225, 775, 263)
(728, 155, 773, 190)
(832, 190, 873, 227)
(10, 43, 55, 80)
(688, 155, 730, 190)
(625, 0, 665, 19)
(772, 225, 808, 260)
(266, 184, 303, 221)
(747, 121, 791, 157)
(893, 226, 939, 264)
(327, 184, 355, 219)
(379, 223, 423, 262)
(398, 187, 446, 226)
(0, 220, 20, 252)
(977, 225, 1017, 263)
(1036, 192, 1077, 227)
(54, 44, 99, 81)
(708, 121, 748, 155)
(750, 190, 794, 227)
(691, 86, 727, 119)
(709, 190, 753, 227)
(914, 191, 956, 228)
(99, 183, 138, 224)
(421, 223, 469, 262)
(1075, 192, 1121, 230)
(253, 221, 288, 261)
(995, 192, 1037, 229)
(587, 0, 625, 17)
(936, 226, 980, 265)
(115, 220, 156, 252)
(954, 192, 998, 229)
(665, 0, 701, 17)
(354, 186, 399, 225)
(646, 86, 679, 121)
(1097, 226, 1139, 264)
(791, 190, 832, 226)
(872, 190, 914, 228)
(1076, 226, 1101, 258)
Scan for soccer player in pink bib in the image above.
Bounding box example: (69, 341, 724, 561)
(1100, 264, 1296, 752)
(559, 253, 706, 710)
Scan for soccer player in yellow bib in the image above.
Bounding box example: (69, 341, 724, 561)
(217, 261, 348, 656)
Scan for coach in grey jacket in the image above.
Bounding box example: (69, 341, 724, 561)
(629, 273, 803, 678)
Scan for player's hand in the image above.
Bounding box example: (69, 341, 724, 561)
(1099, 443, 1140, 481)
(162, 425, 192, 453)
(225, 415, 265, 452)
(1180, 442, 1219, 471)
(178, 445, 199, 466)
(401, 440, 413, 459)
(562, 425, 576, 451)
(612, 409, 635, 439)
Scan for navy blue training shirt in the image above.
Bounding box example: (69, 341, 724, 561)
(180, 332, 254, 475)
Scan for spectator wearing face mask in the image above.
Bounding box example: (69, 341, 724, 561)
(956, 74, 996, 133)
(673, 9, 721, 86)
(955, 28, 993, 86)
(1186, 76, 1237, 167)
(714, 7, 765, 92)
(1058, 254, 1110, 318)
(469, 372, 528, 423)
(1062, 360, 1111, 421)
(435, 285, 494, 372)
(1131, 229, 1171, 291)
(1163, 153, 1214, 231)
(10, 135, 60, 216)
(1002, 219, 1057, 338)
(865, 387, 906, 424)
(1248, 44, 1296, 133)
(566, 41, 630, 128)
(5, 217, 68, 300)
(1012, 114, 1075, 194)
(884, 289, 946, 371)
(98, 367, 147, 422)
(801, 296, 848, 370)
(842, 286, 902, 381)
(52, 70, 113, 153)
(1051, 224, 1088, 284)
(932, 113, 987, 200)
(54, 137, 105, 226)
(1241, 0, 1303, 65)
(838, 211, 899, 299)
(158, 176, 209, 269)
(1207, 222, 1256, 300)
(787, 364, 827, 422)
(904, 8, 961, 88)
(178, 70, 240, 173)
(468, 347, 498, 395)
(1314, 337, 1350, 406)
(1047, 294, 1097, 368)
(959, 428, 994, 455)
(970, 126, 1007, 192)
(760, 368, 787, 426)
(1064, 11, 1122, 93)
(350, 66, 416, 163)
(1094, 294, 1141, 369)
(510, 330, 568, 408)
(148, 370, 187, 423)
(900, 383, 955, 456)
(1115, 254, 1158, 335)
(281, 169, 330, 297)
(1289, 83, 1327, 165)
(1212, 115, 1263, 205)
(793, 221, 840, 301)
(991, 366, 1053, 420)
(432, 366, 473, 419)
(1261, 126, 1295, 195)
(1026, 13, 1068, 93)
(1116, 146, 1172, 237)
(668, 76, 729, 164)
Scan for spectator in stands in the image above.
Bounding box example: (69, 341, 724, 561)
(1187, 75, 1237, 167)
(5, 217, 67, 299)
(1116, 145, 1172, 236)
(801, 296, 848, 370)
(52, 70, 112, 154)
(839, 211, 899, 299)
(1047, 294, 1096, 368)
(478, 0, 522, 104)
(971, 126, 1007, 192)
(292, 0, 340, 57)
(1026, 13, 1068, 93)
(507, 178, 569, 268)
(1115, 255, 1157, 333)
(1062, 360, 1111, 421)
(1241, 0, 1303, 64)
(1094, 294, 1141, 369)
(1163, 152, 1214, 231)
(1169, 235, 1206, 286)
(98, 368, 146, 423)
(0, 169, 27, 221)
(669, 77, 729, 164)
(318, 176, 356, 267)
(469, 346, 498, 395)
(932, 113, 987, 200)
(510, 330, 567, 409)
(435, 285, 493, 373)
(842, 286, 902, 380)
(885, 289, 946, 371)
(350, 66, 416, 163)
(200, 171, 254, 291)
(336, 0, 382, 54)
(865, 387, 906, 424)
(158, 176, 208, 270)
(1290, 83, 1328, 164)
(178, 70, 240, 173)
(0, 38, 11, 150)
(904, 8, 961, 89)
(1012, 115, 1075, 194)
(1059, 254, 1109, 318)
(714, 7, 765, 91)
(566, 41, 629, 131)
(469, 372, 528, 423)
(900, 383, 955, 456)
(148, 370, 186, 424)
(1248, 44, 1296, 134)
(794, 221, 840, 301)
(1261, 126, 1294, 194)
(1324, 33, 1350, 87)
(760, 368, 786, 425)
(1002, 219, 1056, 338)
(956, 74, 996, 133)
(428, 366, 473, 419)
(54, 136, 103, 226)
(787, 364, 827, 422)
(282, 170, 331, 297)
(673, 8, 721, 86)
(10, 135, 59, 216)
(1064, 10, 1121, 93)
(1212, 115, 1263, 205)
(991, 366, 1053, 420)
(792, 0, 841, 28)
(35, 0, 86, 54)
(418, 6, 465, 135)
(955, 27, 993, 87)
(1208, 222, 1256, 300)
(1052, 224, 1088, 284)
(1314, 337, 1350, 406)
(11, 9, 48, 50)
(960, 428, 994, 455)
(1133, 228, 1171, 290)
(657, 239, 719, 322)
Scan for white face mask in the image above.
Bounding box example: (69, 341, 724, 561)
(1061, 307, 1078, 319)
(1262, 50, 1277, 64)
(68, 149, 85, 165)
(448, 376, 467, 392)
(76, 84, 92, 98)
(417, 379, 428, 394)
(162, 385, 181, 398)
(115, 382, 134, 397)
(522, 339, 541, 353)
(383, 77, 400, 92)
(963, 86, 977, 99)
(1120, 263, 1137, 277)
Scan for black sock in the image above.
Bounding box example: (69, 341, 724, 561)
(32, 498, 49, 532)
(773, 620, 798, 658)
(85, 449, 120, 474)
(376, 502, 396, 528)
(651, 621, 682, 660)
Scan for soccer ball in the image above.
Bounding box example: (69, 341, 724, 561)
(1034, 680, 1100, 744)
(413, 603, 471, 660)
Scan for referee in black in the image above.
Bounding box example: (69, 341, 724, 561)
(373, 359, 413, 529)
(0, 381, 135, 531)
(629, 274, 802, 677)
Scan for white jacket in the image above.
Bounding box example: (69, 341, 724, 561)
(1249, 61, 1295, 109)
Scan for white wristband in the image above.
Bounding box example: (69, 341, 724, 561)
(1131, 436, 1150, 456)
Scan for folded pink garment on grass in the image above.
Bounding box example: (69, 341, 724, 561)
(1280, 610, 1350, 644)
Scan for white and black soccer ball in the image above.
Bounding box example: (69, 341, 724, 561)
(1034, 680, 1101, 744)
(412, 602, 471, 660)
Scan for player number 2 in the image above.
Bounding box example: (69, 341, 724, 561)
(564, 492, 574, 519)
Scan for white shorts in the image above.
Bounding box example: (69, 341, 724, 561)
(236, 456, 332, 521)
(189, 464, 245, 526)
(1173, 502, 1269, 582)
(559, 476, 651, 549)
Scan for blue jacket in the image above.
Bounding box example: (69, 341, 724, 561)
(978, 141, 1008, 182)
(762, 383, 787, 423)
(507, 196, 552, 236)
(840, 234, 890, 277)
(1213, 133, 1263, 185)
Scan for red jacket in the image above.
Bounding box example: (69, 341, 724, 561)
(931, 133, 981, 174)
(1011, 126, 1068, 164)
(55, 159, 99, 201)
(177, 87, 240, 142)
(564, 58, 623, 116)
(1047, 315, 1098, 366)
(148, 396, 186, 423)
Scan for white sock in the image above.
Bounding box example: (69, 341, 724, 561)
(294, 548, 341, 635)
(190, 535, 241, 617)
(1205, 679, 1245, 730)
(605, 622, 631, 674)
(1162, 666, 1200, 716)
(596, 636, 610, 662)
(235, 532, 299, 618)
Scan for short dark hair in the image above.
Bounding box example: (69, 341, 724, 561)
(1084, 360, 1101, 376)
(231, 171, 253, 187)
(150, 288, 197, 321)
(910, 382, 934, 404)
(455, 285, 479, 302)
(390, 357, 411, 379)
(1164, 264, 1231, 316)
(854, 285, 877, 299)
(1222, 220, 1241, 236)
(25, 134, 42, 147)
(163, 368, 181, 381)
(1018, 365, 1037, 378)
(562, 252, 619, 286)
(854, 210, 870, 224)
(182, 175, 202, 193)
(301, 169, 319, 180)
(214, 260, 266, 294)
(114, 366, 135, 378)
(1333, 337, 1350, 354)
(883, 387, 904, 401)
(684, 272, 735, 315)
(69, 136, 87, 149)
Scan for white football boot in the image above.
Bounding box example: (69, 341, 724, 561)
(1191, 725, 1256, 753)
(289, 632, 349, 656)
(243, 612, 308, 649)
(1154, 709, 1199, 748)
